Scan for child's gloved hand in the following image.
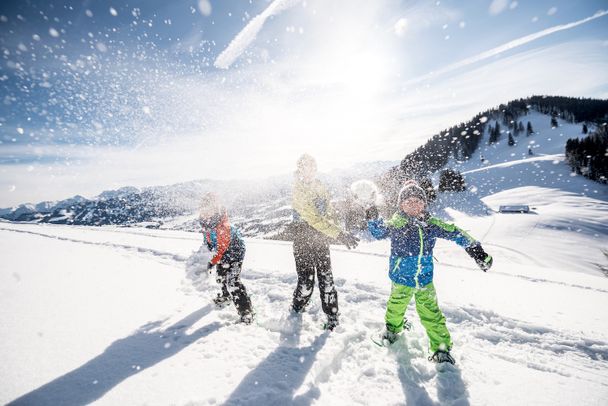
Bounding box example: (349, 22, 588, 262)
(337, 232, 359, 249)
(365, 205, 379, 220)
(465, 244, 493, 271)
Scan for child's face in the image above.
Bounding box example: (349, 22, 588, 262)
(200, 205, 223, 228)
(401, 197, 426, 218)
(298, 160, 317, 182)
(200, 207, 213, 219)
(199, 205, 220, 221)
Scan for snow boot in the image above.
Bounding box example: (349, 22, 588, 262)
(213, 293, 231, 308)
(428, 350, 455, 365)
(382, 329, 400, 344)
(323, 314, 339, 331)
(371, 328, 401, 347)
(290, 304, 306, 314)
(240, 312, 254, 325)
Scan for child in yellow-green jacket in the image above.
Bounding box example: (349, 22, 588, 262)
(290, 154, 359, 330)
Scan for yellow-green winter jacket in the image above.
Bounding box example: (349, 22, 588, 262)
(292, 177, 342, 239)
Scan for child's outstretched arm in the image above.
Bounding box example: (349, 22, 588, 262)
(428, 217, 493, 271)
(465, 244, 493, 271)
(366, 205, 390, 239)
(428, 217, 475, 247)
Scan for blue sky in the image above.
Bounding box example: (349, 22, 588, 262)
(0, 0, 607, 206)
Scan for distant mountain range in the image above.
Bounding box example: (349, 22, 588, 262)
(0, 161, 396, 237)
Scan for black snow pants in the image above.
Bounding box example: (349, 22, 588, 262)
(291, 224, 339, 317)
(217, 261, 253, 316)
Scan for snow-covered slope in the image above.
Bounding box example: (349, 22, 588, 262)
(447, 111, 599, 194)
(432, 111, 608, 276)
(1, 217, 607, 405)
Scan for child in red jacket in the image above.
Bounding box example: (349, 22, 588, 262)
(199, 193, 253, 324)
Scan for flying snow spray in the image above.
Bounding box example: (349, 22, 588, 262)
(350, 180, 383, 208)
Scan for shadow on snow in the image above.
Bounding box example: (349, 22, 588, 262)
(8, 305, 219, 406)
(392, 338, 470, 406)
(224, 314, 329, 405)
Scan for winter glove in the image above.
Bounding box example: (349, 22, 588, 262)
(365, 205, 379, 220)
(194, 260, 213, 277)
(465, 244, 493, 271)
(337, 231, 359, 249)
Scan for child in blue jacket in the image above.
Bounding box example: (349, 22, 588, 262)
(367, 182, 492, 364)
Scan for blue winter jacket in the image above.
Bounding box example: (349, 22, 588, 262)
(201, 213, 246, 265)
(368, 212, 477, 288)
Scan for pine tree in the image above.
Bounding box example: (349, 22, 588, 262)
(582, 123, 588, 134)
(526, 121, 534, 136)
(508, 133, 515, 146)
(551, 116, 558, 128)
(488, 122, 501, 144)
(438, 169, 466, 192)
(564, 126, 608, 184)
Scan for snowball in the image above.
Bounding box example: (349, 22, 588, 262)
(49, 28, 60, 37)
(109, 7, 118, 17)
(350, 180, 380, 207)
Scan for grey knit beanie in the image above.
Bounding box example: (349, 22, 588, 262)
(398, 183, 427, 205)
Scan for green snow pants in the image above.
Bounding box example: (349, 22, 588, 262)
(385, 282, 452, 352)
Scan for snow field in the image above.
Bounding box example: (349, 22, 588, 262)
(2, 216, 607, 405)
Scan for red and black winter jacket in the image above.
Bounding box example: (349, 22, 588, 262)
(201, 211, 246, 265)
